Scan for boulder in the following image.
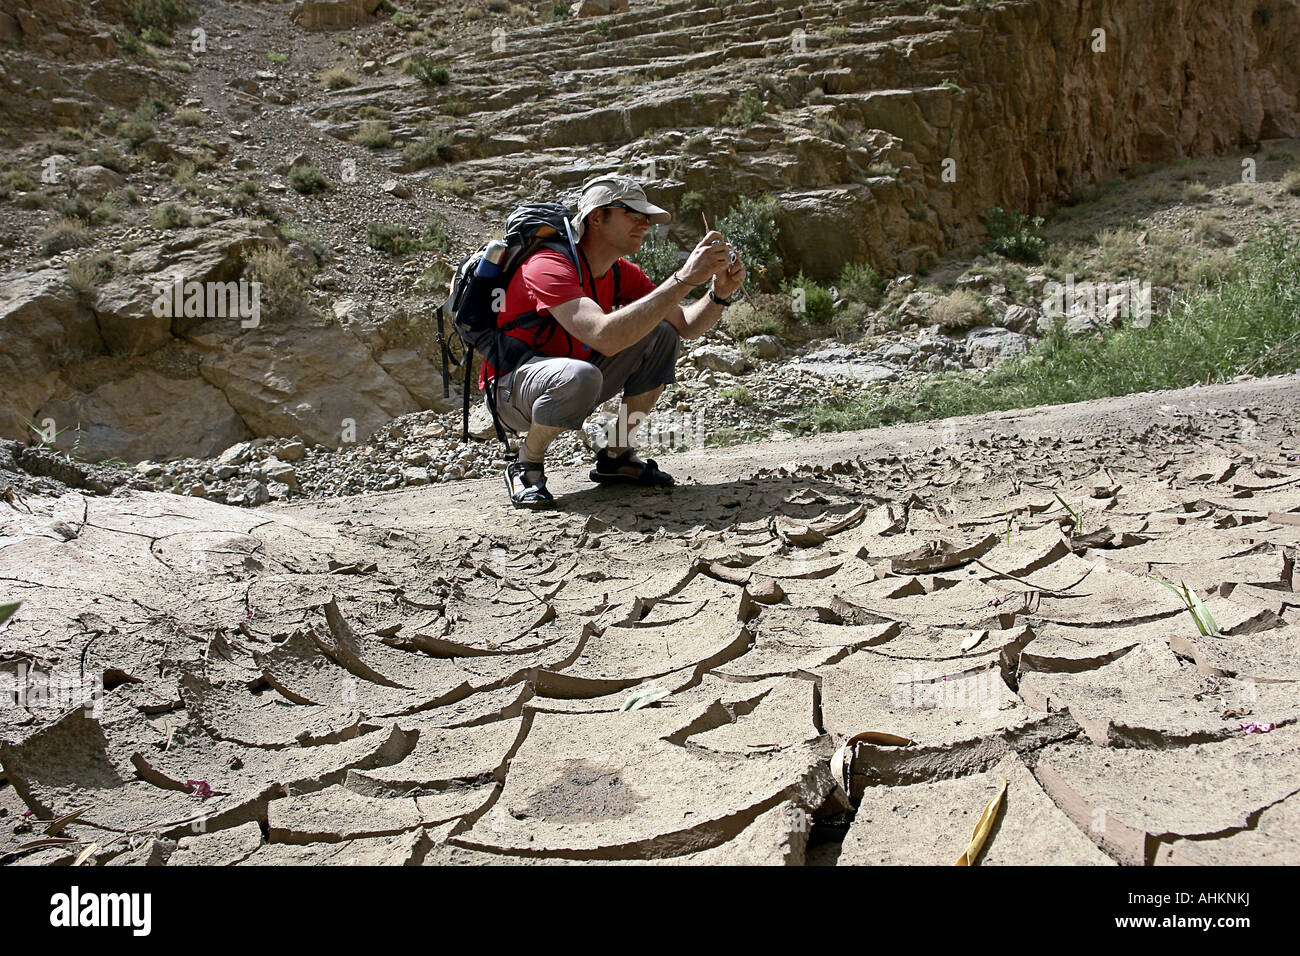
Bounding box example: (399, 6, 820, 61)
(963, 326, 1032, 368)
(572, 0, 629, 16)
(895, 291, 938, 325)
(70, 164, 124, 198)
(1001, 304, 1039, 334)
(743, 335, 782, 360)
(690, 344, 747, 375)
(290, 0, 384, 30)
(0, 269, 102, 441)
(35, 370, 252, 462)
(192, 320, 420, 449)
(376, 348, 454, 412)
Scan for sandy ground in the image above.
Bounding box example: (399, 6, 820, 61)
(1, 375, 1298, 865)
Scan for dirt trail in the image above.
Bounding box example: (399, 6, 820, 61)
(2, 375, 1298, 865)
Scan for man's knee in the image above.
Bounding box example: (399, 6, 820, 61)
(569, 361, 604, 406)
(530, 361, 603, 429)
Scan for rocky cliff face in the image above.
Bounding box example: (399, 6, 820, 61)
(1, 0, 1297, 462)
(400, 0, 1299, 275)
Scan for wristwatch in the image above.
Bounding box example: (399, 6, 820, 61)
(708, 288, 733, 306)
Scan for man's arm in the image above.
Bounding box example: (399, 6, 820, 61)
(549, 231, 736, 355)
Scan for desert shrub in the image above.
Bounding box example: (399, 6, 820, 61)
(402, 127, 455, 168)
(405, 57, 450, 87)
(350, 120, 393, 148)
(288, 163, 329, 194)
(717, 194, 780, 283)
(117, 99, 164, 150)
(366, 221, 419, 254)
(67, 251, 120, 292)
(80, 146, 130, 173)
(243, 245, 307, 322)
(171, 108, 206, 126)
(130, 0, 196, 34)
(429, 175, 473, 197)
(1094, 226, 1144, 274)
(540, 2, 571, 22)
(783, 272, 834, 324)
(39, 217, 91, 256)
(391, 10, 419, 29)
(721, 301, 784, 340)
(1182, 182, 1210, 202)
(421, 216, 452, 253)
(358, 106, 391, 120)
(1282, 168, 1300, 196)
(320, 68, 357, 90)
(1192, 216, 1235, 247)
(3, 170, 36, 192)
(228, 177, 260, 212)
(628, 227, 679, 284)
(151, 201, 191, 230)
(721, 91, 764, 127)
(838, 261, 884, 307)
(929, 289, 984, 328)
(983, 205, 1047, 263)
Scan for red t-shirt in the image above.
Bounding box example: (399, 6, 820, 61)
(478, 249, 658, 388)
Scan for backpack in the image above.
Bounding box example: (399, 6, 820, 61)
(437, 201, 608, 451)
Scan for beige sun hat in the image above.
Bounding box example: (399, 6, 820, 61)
(571, 175, 671, 239)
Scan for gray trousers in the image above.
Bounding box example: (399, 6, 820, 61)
(492, 320, 680, 433)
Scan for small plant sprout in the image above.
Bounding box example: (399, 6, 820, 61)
(621, 682, 669, 711)
(0, 601, 20, 626)
(1052, 492, 1084, 532)
(1149, 575, 1219, 636)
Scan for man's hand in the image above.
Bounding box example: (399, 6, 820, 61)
(712, 258, 747, 300)
(678, 230, 733, 285)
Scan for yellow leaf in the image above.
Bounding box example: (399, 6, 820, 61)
(955, 774, 1006, 866)
(73, 842, 99, 866)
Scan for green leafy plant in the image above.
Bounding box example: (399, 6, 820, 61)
(405, 57, 450, 87)
(0, 601, 19, 626)
(628, 226, 679, 284)
(838, 261, 885, 307)
(717, 194, 780, 284)
(541, 1, 571, 22)
(1150, 575, 1219, 636)
(983, 205, 1048, 263)
(783, 271, 834, 324)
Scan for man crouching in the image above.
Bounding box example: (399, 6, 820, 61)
(487, 175, 747, 507)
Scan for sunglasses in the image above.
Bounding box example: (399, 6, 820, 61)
(604, 202, 651, 225)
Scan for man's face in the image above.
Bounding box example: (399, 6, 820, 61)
(594, 204, 652, 254)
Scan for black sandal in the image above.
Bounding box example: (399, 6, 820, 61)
(505, 459, 554, 508)
(590, 448, 675, 487)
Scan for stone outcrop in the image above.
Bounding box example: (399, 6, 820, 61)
(289, 0, 385, 30)
(328, 0, 1299, 277)
(0, 220, 437, 460)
